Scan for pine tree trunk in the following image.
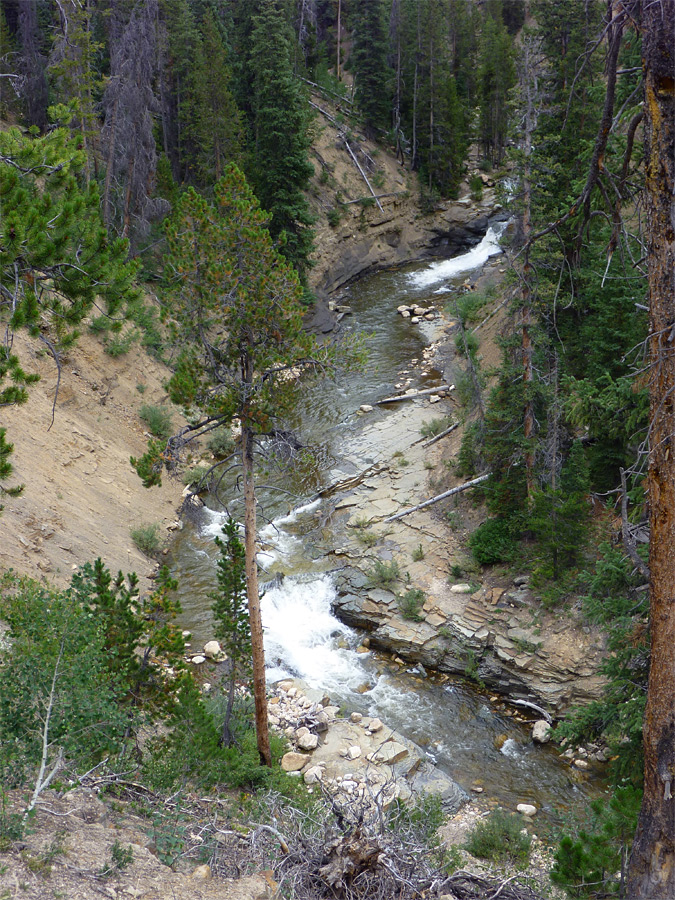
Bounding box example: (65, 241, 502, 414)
(626, 2, 675, 895)
(241, 423, 272, 768)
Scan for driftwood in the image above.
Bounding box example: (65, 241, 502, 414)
(376, 384, 455, 405)
(384, 473, 490, 522)
(511, 699, 553, 724)
(422, 421, 459, 447)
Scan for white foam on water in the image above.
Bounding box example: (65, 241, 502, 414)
(408, 223, 507, 289)
(500, 738, 521, 759)
(261, 574, 364, 691)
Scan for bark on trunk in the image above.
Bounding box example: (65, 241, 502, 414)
(626, 2, 675, 895)
(242, 424, 272, 768)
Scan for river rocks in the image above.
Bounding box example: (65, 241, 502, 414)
(368, 717, 383, 733)
(303, 765, 324, 785)
(397, 303, 437, 322)
(516, 803, 537, 817)
(532, 720, 552, 744)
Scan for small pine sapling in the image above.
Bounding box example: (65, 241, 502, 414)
(210, 519, 252, 747)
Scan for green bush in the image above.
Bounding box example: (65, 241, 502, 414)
(464, 809, 531, 865)
(207, 426, 234, 459)
(130, 522, 162, 557)
(470, 517, 519, 565)
(367, 558, 401, 586)
(139, 404, 173, 440)
(182, 465, 212, 490)
(454, 329, 479, 358)
(0, 573, 128, 790)
(420, 416, 453, 439)
(327, 207, 341, 227)
(469, 173, 484, 201)
(105, 328, 137, 357)
(397, 587, 426, 621)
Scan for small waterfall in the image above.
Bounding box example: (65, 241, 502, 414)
(408, 221, 507, 289)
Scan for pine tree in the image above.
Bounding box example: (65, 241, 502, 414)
(477, 11, 514, 165)
(210, 519, 252, 747)
(350, 0, 391, 135)
(134, 165, 333, 765)
(249, 0, 314, 278)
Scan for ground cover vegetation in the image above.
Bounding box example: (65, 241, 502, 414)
(1, 0, 674, 896)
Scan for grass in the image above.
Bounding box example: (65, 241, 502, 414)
(139, 404, 173, 441)
(420, 416, 453, 439)
(130, 522, 162, 557)
(412, 544, 425, 562)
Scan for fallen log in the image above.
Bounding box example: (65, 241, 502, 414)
(511, 699, 553, 724)
(376, 385, 455, 405)
(422, 422, 459, 447)
(384, 473, 490, 522)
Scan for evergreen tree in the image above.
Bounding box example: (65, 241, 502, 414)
(210, 519, 252, 747)
(350, 0, 391, 134)
(193, 8, 243, 184)
(477, 11, 514, 165)
(248, 0, 314, 278)
(134, 165, 332, 765)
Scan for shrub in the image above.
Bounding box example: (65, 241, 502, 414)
(367, 558, 401, 586)
(397, 587, 426, 621)
(469, 517, 519, 565)
(139, 404, 173, 440)
(420, 416, 453, 439)
(327, 207, 341, 227)
(130, 522, 162, 557)
(182, 465, 212, 490)
(105, 329, 137, 357)
(412, 544, 425, 561)
(464, 809, 531, 865)
(207, 426, 234, 459)
(469, 173, 484, 202)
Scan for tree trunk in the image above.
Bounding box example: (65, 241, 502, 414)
(626, 2, 675, 896)
(241, 423, 272, 768)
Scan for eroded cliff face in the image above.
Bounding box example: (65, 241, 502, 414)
(305, 93, 504, 305)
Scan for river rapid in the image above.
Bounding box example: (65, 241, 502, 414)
(169, 225, 602, 820)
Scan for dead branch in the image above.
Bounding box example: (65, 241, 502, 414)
(384, 474, 491, 522)
(620, 467, 650, 579)
(377, 385, 455, 405)
(422, 422, 459, 447)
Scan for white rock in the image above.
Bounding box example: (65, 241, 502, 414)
(181, 630, 192, 639)
(532, 720, 552, 743)
(368, 718, 383, 733)
(517, 803, 537, 817)
(450, 583, 473, 594)
(574, 759, 590, 770)
(191, 655, 206, 665)
(303, 766, 323, 785)
(429, 394, 441, 403)
(411, 316, 420, 323)
(201, 682, 212, 693)
(359, 405, 374, 413)
(401, 310, 411, 318)
(350, 712, 363, 723)
(347, 745, 362, 760)
(203, 640, 221, 659)
(297, 732, 319, 751)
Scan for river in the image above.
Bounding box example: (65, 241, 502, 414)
(169, 224, 602, 820)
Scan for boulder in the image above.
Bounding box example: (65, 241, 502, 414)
(303, 765, 323, 785)
(297, 732, 319, 751)
(281, 752, 307, 772)
(532, 720, 552, 744)
(203, 640, 221, 659)
(516, 803, 537, 817)
(347, 745, 362, 760)
(450, 583, 473, 594)
(368, 718, 383, 733)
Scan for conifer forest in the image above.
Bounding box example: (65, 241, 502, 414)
(0, 2, 673, 898)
